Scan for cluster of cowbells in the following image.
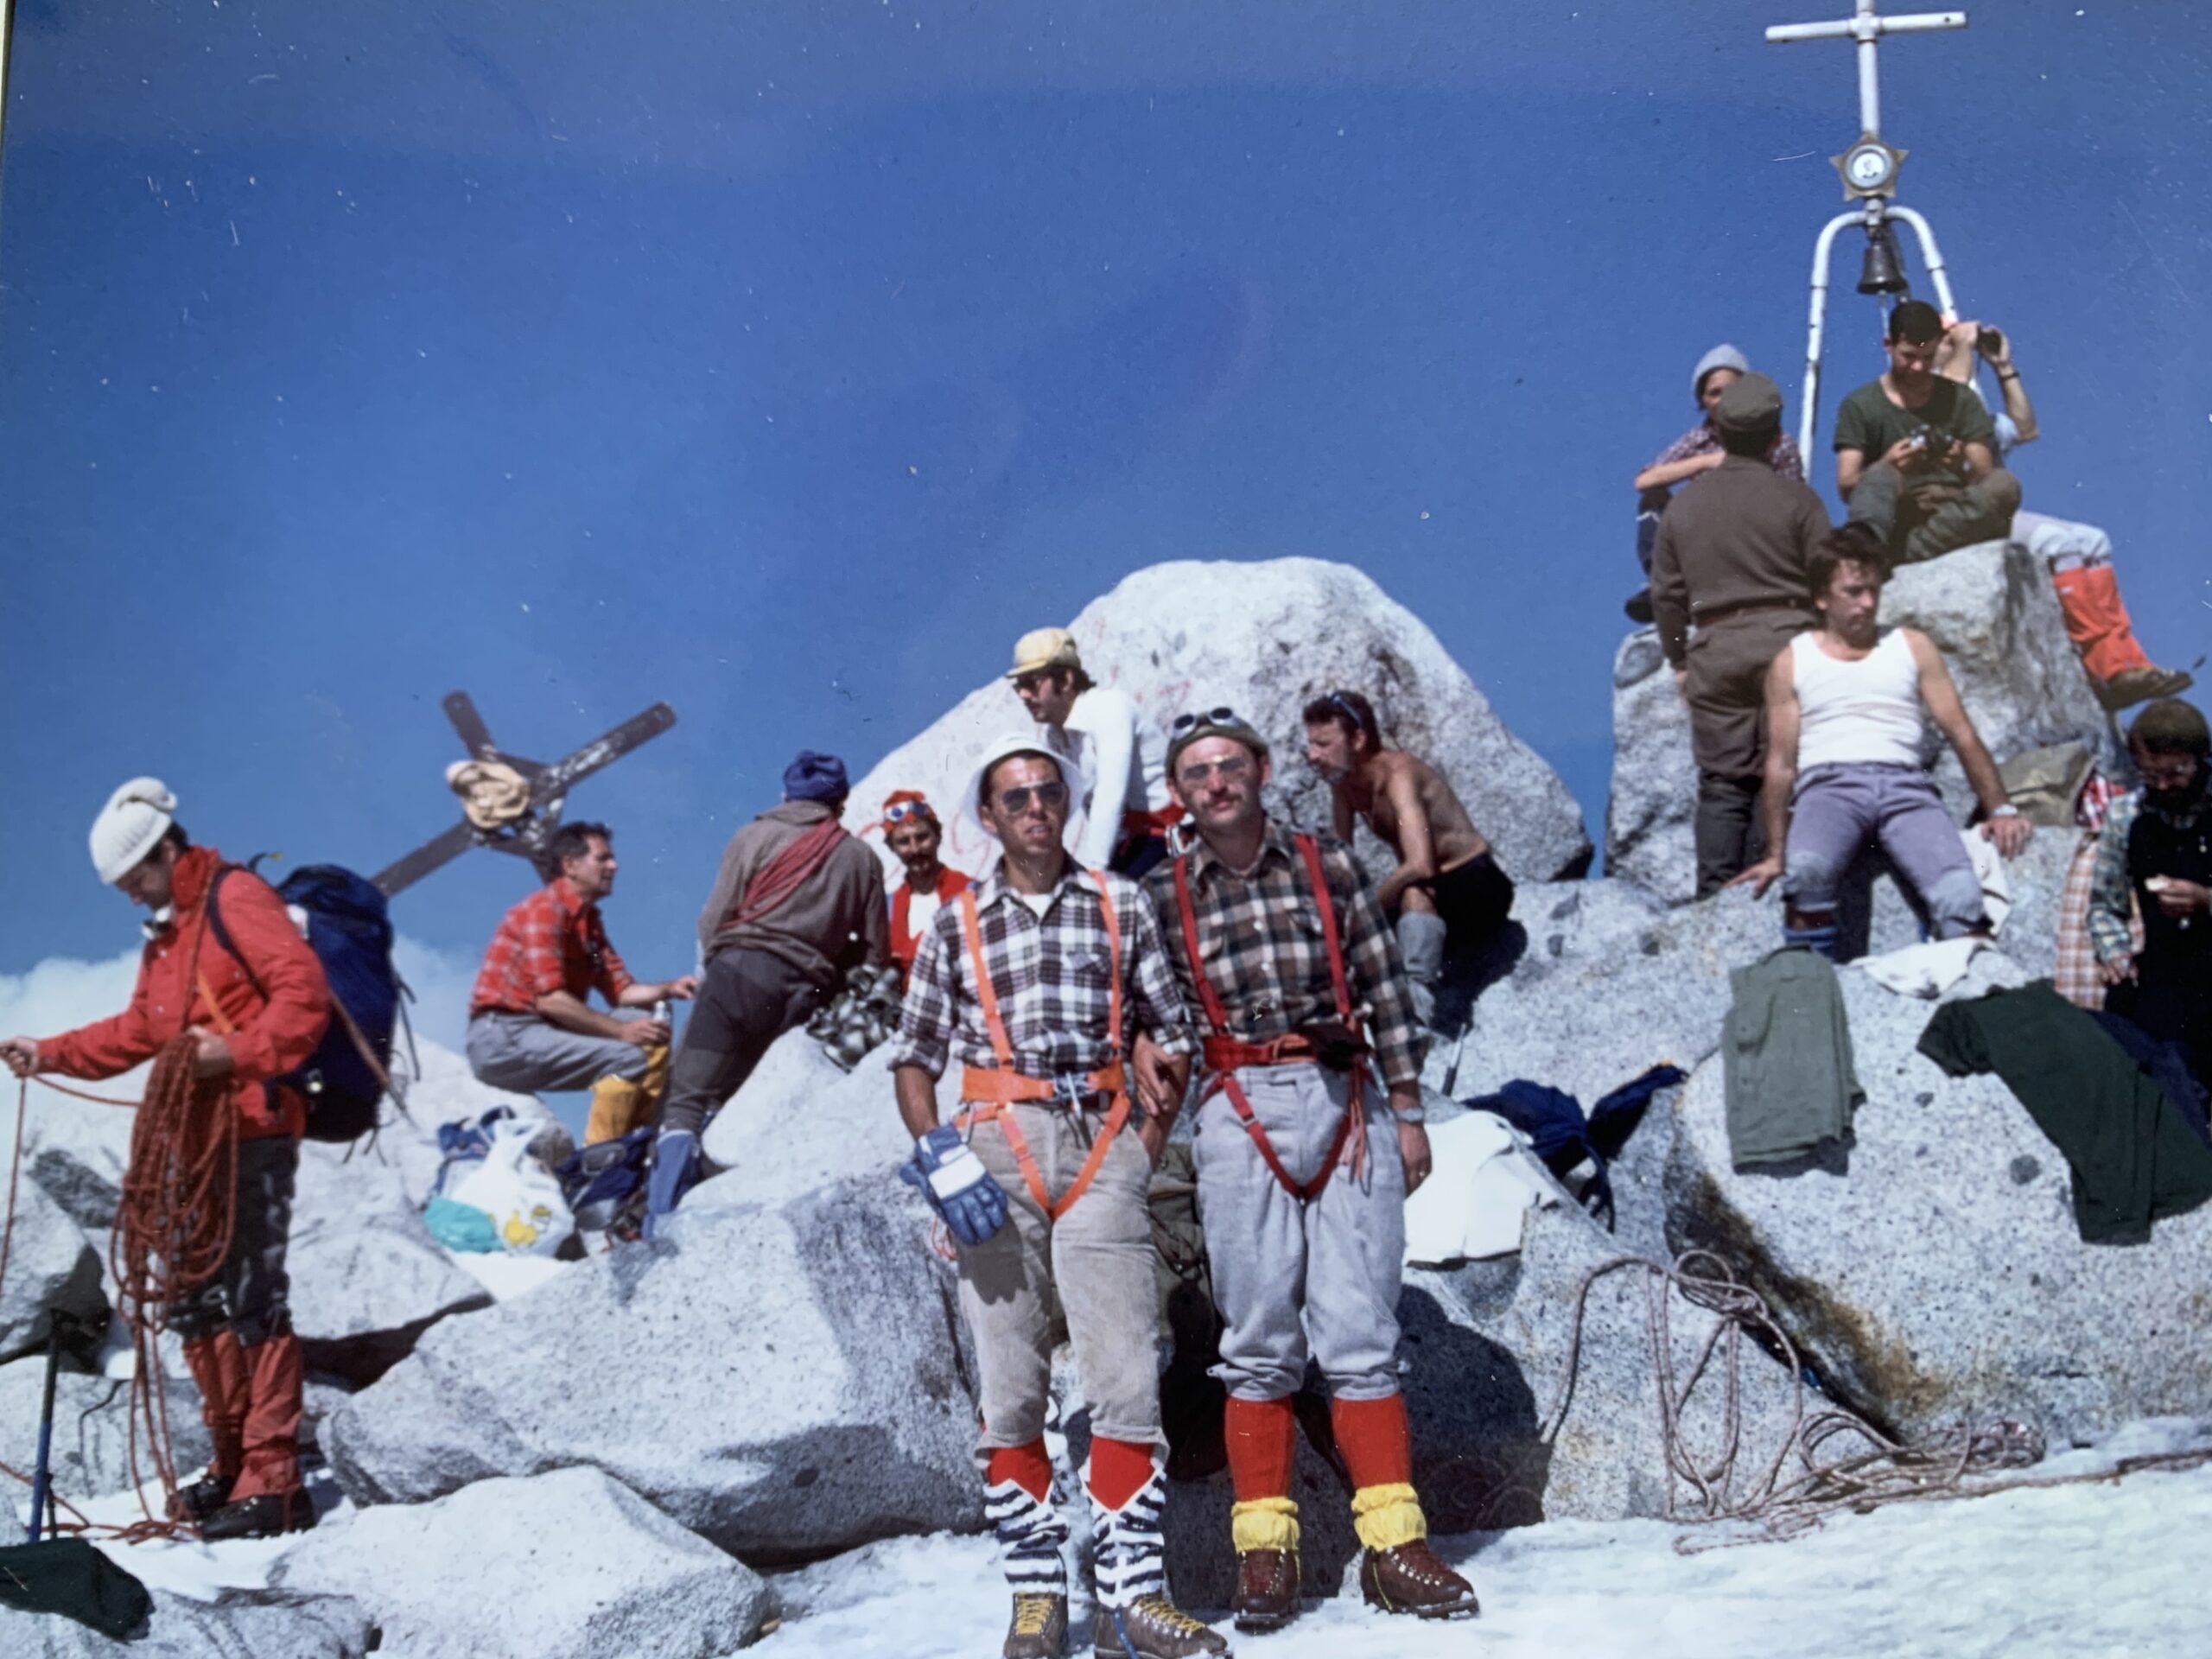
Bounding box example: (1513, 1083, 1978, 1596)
(808, 963, 906, 1071)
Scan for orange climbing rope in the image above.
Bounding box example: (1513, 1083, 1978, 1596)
(2, 1018, 238, 1540)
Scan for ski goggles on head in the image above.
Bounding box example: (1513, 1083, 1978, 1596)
(882, 797, 938, 828)
(1167, 705, 1270, 772)
(1170, 704, 1243, 735)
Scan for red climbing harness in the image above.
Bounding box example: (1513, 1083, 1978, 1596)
(953, 874, 1131, 1222)
(1172, 833, 1370, 1201)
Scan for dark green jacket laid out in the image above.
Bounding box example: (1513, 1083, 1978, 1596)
(1725, 947, 1863, 1169)
(1917, 979, 2212, 1243)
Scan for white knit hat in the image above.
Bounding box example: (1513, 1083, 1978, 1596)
(90, 777, 178, 885)
(958, 733, 1080, 837)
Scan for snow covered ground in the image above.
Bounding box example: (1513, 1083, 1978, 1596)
(762, 1420, 2212, 1659)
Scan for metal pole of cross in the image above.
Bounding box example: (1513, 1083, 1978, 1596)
(1767, 0, 1968, 457)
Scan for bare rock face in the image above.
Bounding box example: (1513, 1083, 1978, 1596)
(1662, 950, 2212, 1446)
(0, 1359, 209, 1502)
(842, 556, 1592, 886)
(0, 1588, 375, 1658)
(0, 1178, 106, 1364)
(323, 1173, 982, 1565)
(1605, 539, 2113, 911)
(275, 1466, 777, 1658)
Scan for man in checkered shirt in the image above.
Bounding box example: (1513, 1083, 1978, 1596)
(1144, 709, 1477, 1632)
(890, 733, 1222, 1659)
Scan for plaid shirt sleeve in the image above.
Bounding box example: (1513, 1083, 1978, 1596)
(1770, 433, 1806, 482)
(1319, 841, 1427, 1088)
(2085, 791, 2140, 963)
(888, 900, 961, 1078)
(1649, 423, 1714, 470)
(1113, 880, 1197, 1059)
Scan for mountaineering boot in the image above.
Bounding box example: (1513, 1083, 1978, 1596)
(1230, 1548, 1299, 1632)
(1090, 1465, 1229, 1658)
(1227, 1492, 1300, 1632)
(1002, 1592, 1069, 1659)
(1394, 911, 1447, 1029)
(641, 1128, 700, 1240)
(200, 1485, 317, 1542)
(2095, 664, 2195, 714)
(988, 1459, 1071, 1657)
(1357, 1538, 1480, 1619)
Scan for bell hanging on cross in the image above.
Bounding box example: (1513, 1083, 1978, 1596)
(1856, 220, 1910, 296)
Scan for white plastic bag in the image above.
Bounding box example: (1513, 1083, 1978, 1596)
(443, 1118, 574, 1258)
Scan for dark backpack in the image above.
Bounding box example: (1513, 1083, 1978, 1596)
(208, 862, 404, 1142)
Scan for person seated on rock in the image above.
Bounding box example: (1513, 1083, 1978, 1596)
(2, 779, 331, 1542)
(889, 734, 1220, 1659)
(465, 820, 697, 1149)
(1834, 299, 2022, 569)
(881, 790, 970, 991)
(1650, 371, 1834, 896)
(1301, 688, 1515, 1025)
(1626, 342, 1808, 622)
(2088, 699, 2212, 1084)
(1732, 527, 2033, 957)
(1007, 626, 1183, 879)
(644, 751, 889, 1236)
(1931, 317, 2193, 714)
(1144, 709, 1478, 1634)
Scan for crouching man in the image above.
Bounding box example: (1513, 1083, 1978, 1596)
(889, 734, 1225, 1659)
(1145, 710, 1478, 1630)
(1732, 528, 2031, 954)
(3, 779, 331, 1540)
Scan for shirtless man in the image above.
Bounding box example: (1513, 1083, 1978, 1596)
(1304, 690, 1515, 1024)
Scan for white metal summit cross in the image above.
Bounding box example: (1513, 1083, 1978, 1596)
(1767, 1, 1967, 143)
(1765, 0, 1970, 454)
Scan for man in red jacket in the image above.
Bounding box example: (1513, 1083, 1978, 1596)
(881, 790, 970, 990)
(2, 779, 332, 1541)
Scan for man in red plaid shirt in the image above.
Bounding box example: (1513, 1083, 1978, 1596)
(467, 820, 697, 1144)
(1145, 709, 1477, 1632)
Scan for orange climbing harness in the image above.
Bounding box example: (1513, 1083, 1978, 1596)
(952, 875, 1131, 1222)
(1171, 832, 1370, 1202)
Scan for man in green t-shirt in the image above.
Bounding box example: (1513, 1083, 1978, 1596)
(1834, 299, 2021, 566)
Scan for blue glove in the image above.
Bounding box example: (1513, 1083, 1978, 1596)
(899, 1125, 1010, 1247)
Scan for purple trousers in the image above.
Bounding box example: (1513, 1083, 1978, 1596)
(1783, 763, 1986, 938)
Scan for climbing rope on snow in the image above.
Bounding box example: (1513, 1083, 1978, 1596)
(1544, 1250, 2212, 1553)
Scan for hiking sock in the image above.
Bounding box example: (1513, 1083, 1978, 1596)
(986, 1444, 1070, 1599)
(1332, 1394, 1427, 1551)
(1394, 912, 1447, 1026)
(1225, 1395, 1300, 1552)
(642, 1128, 700, 1238)
(585, 1075, 652, 1146)
(1783, 918, 1840, 961)
(1086, 1436, 1157, 1513)
(1088, 1459, 1169, 1611)
(2052, 564, 2152, 683)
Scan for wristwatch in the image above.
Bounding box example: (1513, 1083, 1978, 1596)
(1391, 1103, 1428, 1125)
(1990, 804, 2021, 819)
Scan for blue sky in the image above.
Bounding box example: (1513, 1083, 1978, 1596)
(3, 0, 2207, 1004)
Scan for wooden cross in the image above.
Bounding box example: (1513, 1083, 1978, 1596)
(1767, 1, 1967, 141)
(372, 692, 677, 896)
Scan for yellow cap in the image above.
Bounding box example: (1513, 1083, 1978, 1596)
(1007, 626, 1084, 680)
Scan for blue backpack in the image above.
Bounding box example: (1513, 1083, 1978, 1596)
(208, 862, 405, 1143)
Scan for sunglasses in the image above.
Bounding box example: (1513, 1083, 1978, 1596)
(1171, 705, 1246, 734)
(1177, 753, 1254, 787)
(1013, 671, 1059, 695)
(882, 799, 936, 825)
(993, 779, 1069, 815)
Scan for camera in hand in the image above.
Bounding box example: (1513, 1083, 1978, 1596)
(1977, 326, 2005, 358)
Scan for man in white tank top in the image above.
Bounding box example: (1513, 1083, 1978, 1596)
(1731, 527, 2033, 958)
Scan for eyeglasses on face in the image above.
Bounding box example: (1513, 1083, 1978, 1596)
(1177, 753, 1254, 787)
(1013, 671, 1058, 695)
(1171, 705, 1243, 734)
(992, 779, 1069, 815)
(2139, 756, 2201, 788)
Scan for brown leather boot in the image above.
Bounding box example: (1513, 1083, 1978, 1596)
(1002, 1592, 1067, 1659)
(1231, 1547, 1299, 1631)
(2096, 664, 2196, 713)
(1358, 1539, 1479, 1619)
(1092, 1594, 1230, 1657)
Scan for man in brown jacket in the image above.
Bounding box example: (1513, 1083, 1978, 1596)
(1649, 372, 1832, 896)
(644, 750, 890, 1235)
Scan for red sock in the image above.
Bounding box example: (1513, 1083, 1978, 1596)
(986, 1438, 1053, 1502)
(1331, 1394, 1413, 1491)
(1224, 1395, 1297, 1503)
(1087, 1437, 1156, 1511)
